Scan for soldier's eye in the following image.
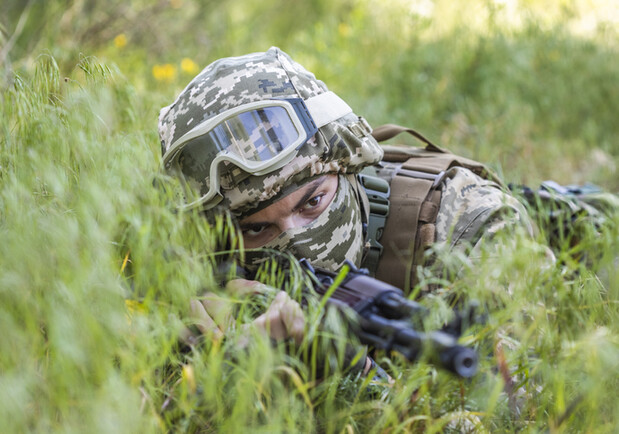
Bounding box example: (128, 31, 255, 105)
(242, 224, 267, 237)
(302, 194, 324, 210)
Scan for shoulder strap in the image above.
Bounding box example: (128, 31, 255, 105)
(371, 168, 443, 291)
(360, 124, 497, 292)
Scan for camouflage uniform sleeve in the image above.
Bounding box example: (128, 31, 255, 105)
(433, 167, 554, 406)
(434, 167, 545, 267)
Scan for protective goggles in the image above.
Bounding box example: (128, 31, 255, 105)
(163, 91, 353, 210)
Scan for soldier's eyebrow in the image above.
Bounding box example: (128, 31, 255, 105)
(238, 176, 328, 230)
(291, 177, 327, 212)
(239, 222, 267, 231)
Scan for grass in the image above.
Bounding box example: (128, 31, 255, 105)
(1, 1, 618, 432)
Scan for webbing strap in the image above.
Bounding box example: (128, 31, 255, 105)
(371, 124, 445, 153)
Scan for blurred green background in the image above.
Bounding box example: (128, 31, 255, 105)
(2, 0, 617, 189)
(1, 1, 618, 432)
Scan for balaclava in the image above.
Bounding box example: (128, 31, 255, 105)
(244, 174, 366, 270)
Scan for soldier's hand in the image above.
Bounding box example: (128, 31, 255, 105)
(184, 279, 305, 347)
(252, 290, 305, 345)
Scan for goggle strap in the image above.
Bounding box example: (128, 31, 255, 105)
(305, 91, 353, 128)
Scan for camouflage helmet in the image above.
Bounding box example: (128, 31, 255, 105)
(158, 47, 383, 216)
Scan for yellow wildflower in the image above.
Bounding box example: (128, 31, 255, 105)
(182, 364, 197, 394)
(125, 299, 147, 314)
(114, 33, 128, 48)
(125, 299, 147, 326)
(181, 58, 199, 75)
(152, 63, 177, 83)
(338, 23, 351, 38)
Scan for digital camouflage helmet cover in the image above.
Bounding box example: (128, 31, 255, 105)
(158, 47, 383, 217)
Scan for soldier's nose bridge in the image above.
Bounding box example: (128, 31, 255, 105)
(277, 215, 299, 232)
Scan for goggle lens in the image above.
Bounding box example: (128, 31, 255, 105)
(169, 102, 314, 195)
(179, 105, 301, 172)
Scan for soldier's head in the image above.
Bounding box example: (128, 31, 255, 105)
(159, 47, 383, 270)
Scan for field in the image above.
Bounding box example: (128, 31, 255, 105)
(1, 1, 618, 432)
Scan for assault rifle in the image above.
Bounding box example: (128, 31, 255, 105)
(509, 181, 618, 264)
(297, 259, 479, 378)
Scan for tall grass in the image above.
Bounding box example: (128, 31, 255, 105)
(1, 1, 618, 432)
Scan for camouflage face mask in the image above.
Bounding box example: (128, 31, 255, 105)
(244, 175, 365, 271)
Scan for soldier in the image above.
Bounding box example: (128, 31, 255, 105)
(159, 47, 536, 366)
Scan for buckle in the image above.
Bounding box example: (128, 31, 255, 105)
(358, 173, 390, 217)
(348, 116, 373, 138)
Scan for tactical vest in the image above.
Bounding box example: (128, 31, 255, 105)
(358, 124, 497, 292)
